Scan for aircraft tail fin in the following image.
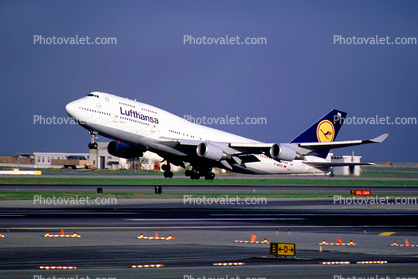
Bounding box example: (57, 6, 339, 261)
(290, 109, 347, 158)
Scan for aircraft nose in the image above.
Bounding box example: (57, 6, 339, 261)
(65, 101, 76, 117)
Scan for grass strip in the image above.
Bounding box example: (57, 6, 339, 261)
(0, 176, 417, 186)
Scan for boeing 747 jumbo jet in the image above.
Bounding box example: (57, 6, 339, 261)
(65, 92, 388, 180)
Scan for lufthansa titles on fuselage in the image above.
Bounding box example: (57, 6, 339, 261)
(120, 107, 159, 124)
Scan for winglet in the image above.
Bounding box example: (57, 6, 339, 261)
(370, 133, 389, 143)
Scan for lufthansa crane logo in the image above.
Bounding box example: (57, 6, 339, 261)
(317, 120, 335, 142)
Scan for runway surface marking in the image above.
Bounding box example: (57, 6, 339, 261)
(379, 232, 396, 235)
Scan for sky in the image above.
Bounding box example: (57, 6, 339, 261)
(0, 0, 417, 162)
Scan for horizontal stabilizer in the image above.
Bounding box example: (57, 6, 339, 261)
(304, 161, 375, 167)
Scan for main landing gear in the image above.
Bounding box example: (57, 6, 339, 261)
(88, 130, 98, 150)
(162, 163, 173, 178)
(185, 169, 215, 180)
(160, 163, 215, 180)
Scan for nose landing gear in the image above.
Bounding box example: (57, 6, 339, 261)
(88, 130, 98, 149)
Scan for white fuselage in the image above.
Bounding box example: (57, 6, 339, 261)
(66, 92, 327, 175)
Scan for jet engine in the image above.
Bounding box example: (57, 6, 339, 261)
(107, 141, 143, 159)
(269, 144, 296, 161)
(196, 142, 228, 161)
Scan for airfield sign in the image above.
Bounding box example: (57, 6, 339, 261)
(270, 242, 295, 256)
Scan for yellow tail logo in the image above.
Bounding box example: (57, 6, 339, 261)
(316, 120, 335, 142)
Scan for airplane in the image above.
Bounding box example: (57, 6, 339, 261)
(65, 92, 388, 180)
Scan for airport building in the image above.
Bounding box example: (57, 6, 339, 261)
(88, 142, 129, 169)
(329, 152, 362, 176)
(0, 143, 170, 171)
(0, 152, 89, 169)
(88, 142, 181, 172)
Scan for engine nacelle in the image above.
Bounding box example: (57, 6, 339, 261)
(107, 141, 143, 159)
(196, 142, 227, 161)
(269, 144, 296, 161)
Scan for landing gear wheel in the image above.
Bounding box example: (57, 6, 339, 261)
(164, 171, 173, 178)
(210, 172, 215, 180)
(162, 162, 173, 178)
(190, 172, 200, 180)
(88, 130, 98, 149)
(205, 172, 215, 180)
(88, 142, 98, 149)
(162, 164, 170, 172)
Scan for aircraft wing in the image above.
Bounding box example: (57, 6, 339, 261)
(159, 134, 388, 161)
(159, 137, 277, 156)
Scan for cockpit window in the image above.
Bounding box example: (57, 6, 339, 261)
(88, 93, 99, 98)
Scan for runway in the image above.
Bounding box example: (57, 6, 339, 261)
(2, 184, 418, 195)
(0, 184, 417, 278)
